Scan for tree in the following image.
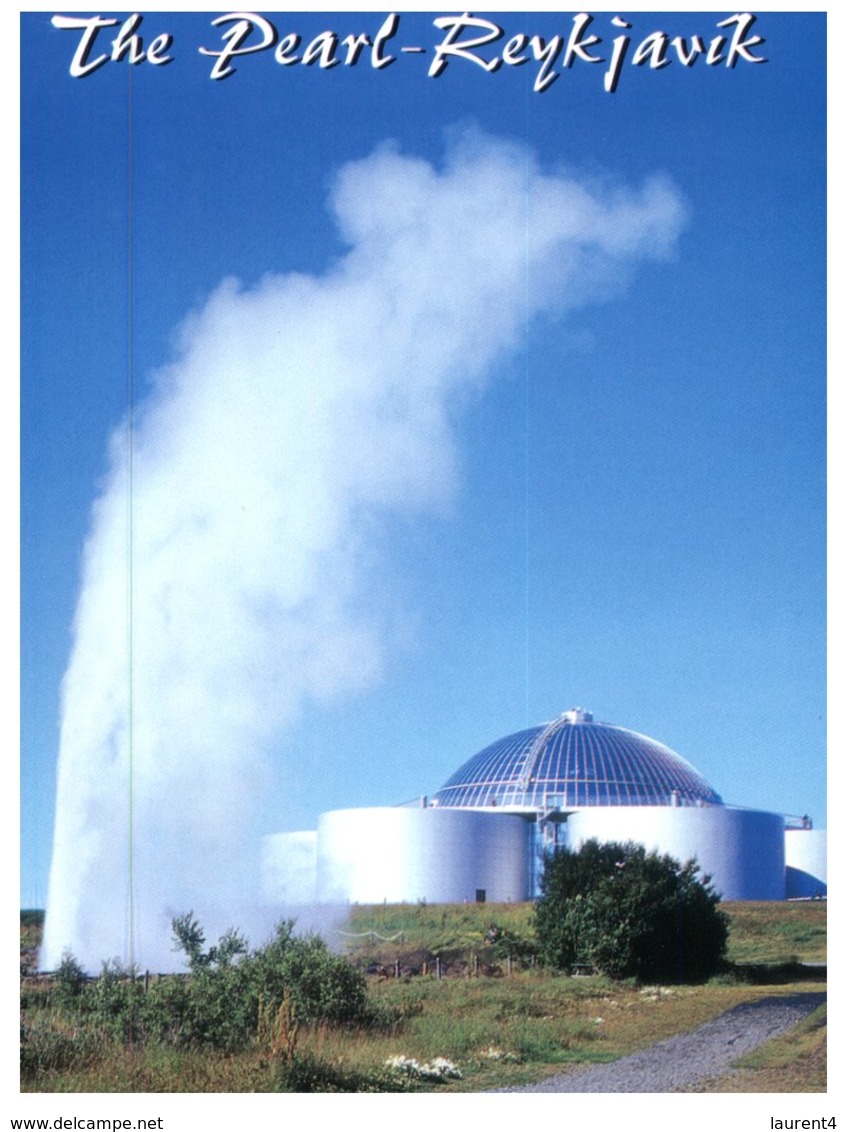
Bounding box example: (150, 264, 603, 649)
(534, 839, 729, 981)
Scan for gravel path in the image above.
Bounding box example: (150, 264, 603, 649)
(497, 991, 826, 1093)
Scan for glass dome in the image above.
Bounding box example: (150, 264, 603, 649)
(433, 708, 722, 811)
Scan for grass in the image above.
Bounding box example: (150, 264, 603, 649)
(23, 975, 826, 1093)
(722, 901, 827, 965)
(364, 973, 829, 1091)
(344, 900, 534, 949)
(340, 899, 827, 972)
(21, 901, 826, 1092)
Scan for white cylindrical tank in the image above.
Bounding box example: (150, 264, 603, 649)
(261, 831, 318, 906)
(317, 807, 530, 904)
(564, 805, 785, 901)
(785, 829, 827, 898)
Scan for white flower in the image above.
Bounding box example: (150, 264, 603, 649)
(428, 1057, 462, 1079)
(483, 1046, 518, 1063)
(385, 1054, 462, 1080)
(385, 1055, 421, 1074)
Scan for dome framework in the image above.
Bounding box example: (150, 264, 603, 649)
(433, 708, 723, 811)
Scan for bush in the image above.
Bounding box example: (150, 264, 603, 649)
(85, 960, 147, 1041)
(261, 934, 371, 1026)
(534, 839, 729, 982)
(53, 953, 89, 1010)
(164, 914, 373, 1050)
(32, 916, 374, 1057)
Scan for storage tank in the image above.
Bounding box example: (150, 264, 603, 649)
(317, 806, 530, 904)
(785, 827, 827, 898)
(565, 805, 786, 901)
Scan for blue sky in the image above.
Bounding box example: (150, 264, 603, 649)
(21, 10, 826, 919)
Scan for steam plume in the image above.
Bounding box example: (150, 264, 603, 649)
(42, 130, 686, 971)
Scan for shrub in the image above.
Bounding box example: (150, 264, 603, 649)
(87, 959, 149, 1042)
(171, 913, 248, 972)
(53, 953, 88, 1010)
(262, 935, 371, 1026)
(534, 839, 729, 981)
(25, 915, 377, 1061)
(166, 914, 373, 1050)
(141, 976, 193, 1046)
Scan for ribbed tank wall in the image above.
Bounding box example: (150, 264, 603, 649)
(317, 807, 530, 904)
(785, 829, 827, 898)
(261, 831, 318, 906)
(564, 806, 786, 901)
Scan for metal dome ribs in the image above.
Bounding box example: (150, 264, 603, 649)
(433, 709, 722, 811)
